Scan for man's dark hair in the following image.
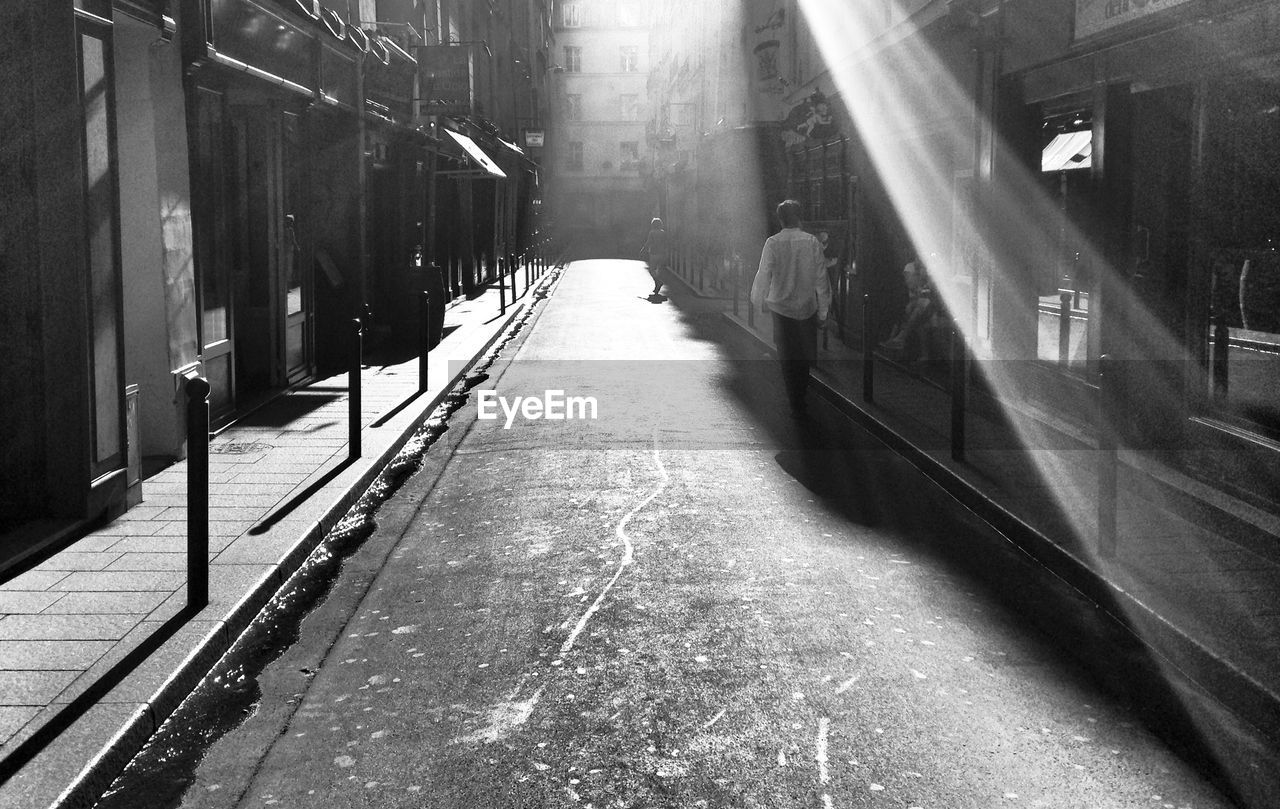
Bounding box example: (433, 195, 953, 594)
(776, 199, 803, 228)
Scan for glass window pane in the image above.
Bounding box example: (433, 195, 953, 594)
(197, 93, 230, 345)
(1206, 77, 1280, 431)
(82, 32, 122, 468)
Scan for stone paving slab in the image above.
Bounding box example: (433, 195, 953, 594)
(40, 592, 169, 617)
(0, 273, 555, 809)
(0, 673, 79, 707)
(0, 615, 143, 642)
(0, 641, 114, 672)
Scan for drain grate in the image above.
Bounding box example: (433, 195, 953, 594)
(210, 442, 272, 455)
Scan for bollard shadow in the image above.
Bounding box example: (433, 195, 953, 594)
(248, 456, 359, 535)
(369, 390, 425, 428)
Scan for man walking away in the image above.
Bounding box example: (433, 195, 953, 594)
(750, 199, 832, 417)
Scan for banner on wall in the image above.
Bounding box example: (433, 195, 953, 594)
(747, 0, 789, 122)
(1074, 0, 1194, 40)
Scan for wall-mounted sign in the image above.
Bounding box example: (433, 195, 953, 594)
(524, 129, 545, 148)
(1075, 0, 1194, 40)
(416, 45, 474, 116)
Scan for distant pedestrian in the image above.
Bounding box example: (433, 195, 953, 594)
(640, 217, 670, 296)
(750, 199, 832, 417)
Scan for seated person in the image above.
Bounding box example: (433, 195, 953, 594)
(882, 258, 938, 361)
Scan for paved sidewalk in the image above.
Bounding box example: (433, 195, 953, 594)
(664, 264, 1280, 755)
(0, 271, 554, 809)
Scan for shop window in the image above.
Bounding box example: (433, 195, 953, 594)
(1035, 108, 1095, 374)
(77, 16, 125, 478)
(619, 141, 640, 170)
(1205, 76, 1280, 434)
(786, 138, 848, 223)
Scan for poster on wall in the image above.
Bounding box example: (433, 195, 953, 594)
(1074, 0, 1194, 40)
(747, 0, 789, 122)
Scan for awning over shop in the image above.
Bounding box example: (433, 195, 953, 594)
(441, 129, 507, 178)
(1041, 130, 1092, 172)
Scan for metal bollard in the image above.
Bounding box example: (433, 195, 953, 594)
(185, 375, 210, 609)
(507, 251, 517, 302)
(862, 293, 874, 403)
(350, 317, 363, 460)
(1058, 290, 1072, 368)
(1096, 354, 1117, 557)
(950, 320, 966, 462)
(419, 289, 430, 393)
(1212, 311, 1230, 398)
(498, 256, 507, 314)
(732, 258, 740, 317)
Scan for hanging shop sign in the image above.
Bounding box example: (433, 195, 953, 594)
(417, 45, 474, 117)
(1074, 0, 1194, 40)
(523, 128, 545, 148)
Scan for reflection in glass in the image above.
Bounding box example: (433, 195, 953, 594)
(82, 32, 122, 470)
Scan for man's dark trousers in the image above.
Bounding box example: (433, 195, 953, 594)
(772, 312, 818, 412)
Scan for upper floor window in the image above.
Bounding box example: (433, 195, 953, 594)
(562, 3, 580, 27)
(567, 141, 584, 170)
(565, 46, 582, 73)
(566, 94, 583, 120)
(620, 45, 639, 73)
(619, 94, 639, 121)
(620, 141, 640, 163)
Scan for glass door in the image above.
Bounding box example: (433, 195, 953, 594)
(281, 110, 311, 384)
(194, 87, 236, 422)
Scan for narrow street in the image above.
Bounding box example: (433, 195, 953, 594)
(160, 260, 1231, 809)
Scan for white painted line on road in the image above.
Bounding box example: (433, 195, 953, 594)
(817, 717, 831, 784)
(835, 674, 860, 694)
(703, 708, 727, 729)
(558, 444, 669, 657)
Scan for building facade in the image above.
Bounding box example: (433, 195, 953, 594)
(0, 0, 554, 574)
(548, 0, 652, 255)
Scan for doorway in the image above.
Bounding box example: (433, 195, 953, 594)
(223, 98, 314, 419)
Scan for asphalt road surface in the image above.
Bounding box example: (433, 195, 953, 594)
(159, 261, 1231, 808)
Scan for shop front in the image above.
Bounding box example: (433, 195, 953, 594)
(364, 36, 431, 348)
(1004, 0, 1280, 504)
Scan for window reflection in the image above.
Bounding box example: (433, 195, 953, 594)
(1207, 76, 1280, 432)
